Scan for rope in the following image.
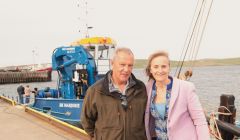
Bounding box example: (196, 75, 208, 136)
(209, 106, 233, 140)
(174, 0, 204, 77)
(191, 0, 214, 68)
(188, 0, 206, 68)
(175, 0, 214, 79)
(174, 0, 202, 76)
(176, 0, 206, 78)
(209, 113, 222, 140)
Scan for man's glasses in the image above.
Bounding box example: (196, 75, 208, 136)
(120, 95, 128, 110)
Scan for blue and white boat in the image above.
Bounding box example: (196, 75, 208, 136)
(31, 37, 116, 124)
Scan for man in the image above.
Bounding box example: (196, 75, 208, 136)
(81, 47, 147, 140)
(24, 85, 31, 104)
(17, 84, 24, 104)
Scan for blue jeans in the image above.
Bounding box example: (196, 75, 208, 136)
(25, 95, 30, 104)
(18, 94, 24, 104)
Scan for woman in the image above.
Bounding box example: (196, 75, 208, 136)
(144, 51, 210, 140)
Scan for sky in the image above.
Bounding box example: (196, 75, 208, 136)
(0, 0, 239, 67)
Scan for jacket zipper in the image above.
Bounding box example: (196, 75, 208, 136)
(124, 88, 127, 140)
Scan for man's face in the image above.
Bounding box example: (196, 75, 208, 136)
(111, 51, 134, 84)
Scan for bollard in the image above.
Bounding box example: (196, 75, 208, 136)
(218, 94, 236, 140)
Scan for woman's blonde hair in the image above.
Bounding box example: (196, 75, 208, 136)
(145, 51, 170, 80)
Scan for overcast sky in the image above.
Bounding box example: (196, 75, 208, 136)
(0, 0, 239, 67)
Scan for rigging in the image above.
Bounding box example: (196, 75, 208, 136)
(175, 0, 214, 80)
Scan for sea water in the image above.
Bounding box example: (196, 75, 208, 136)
(0, 65, 240, 121)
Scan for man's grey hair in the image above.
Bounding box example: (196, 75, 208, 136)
(112, 47, 134, 61)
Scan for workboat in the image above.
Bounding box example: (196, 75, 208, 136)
(31, 37, 116, 124)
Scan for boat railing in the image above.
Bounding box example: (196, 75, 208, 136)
(0, 93, 37, 106)
(206, 115, 240, 139)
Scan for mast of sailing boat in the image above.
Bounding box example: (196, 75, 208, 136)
(175, 0, 214, 80)
(173, 1, 239, 139)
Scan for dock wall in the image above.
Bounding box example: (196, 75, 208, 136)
(0, 71, 51, 84)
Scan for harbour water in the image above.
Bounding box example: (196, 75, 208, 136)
(0, 65, 239, 120)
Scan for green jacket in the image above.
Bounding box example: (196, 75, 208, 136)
(81, 71, 147, 140)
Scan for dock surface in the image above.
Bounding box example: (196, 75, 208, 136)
(0, 99, 89, 140)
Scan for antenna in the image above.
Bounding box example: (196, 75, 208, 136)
(77, 0, 93, 38)
(85, 1, 93, 38)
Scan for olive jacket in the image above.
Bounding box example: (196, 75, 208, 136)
(81, 71, 147, 140)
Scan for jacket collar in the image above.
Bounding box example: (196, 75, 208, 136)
(168, 77, 180, 117)
(100, 70, 138, 97)
(147, 77, 179, 118)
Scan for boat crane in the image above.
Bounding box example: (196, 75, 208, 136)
(31, 37, 116, 123)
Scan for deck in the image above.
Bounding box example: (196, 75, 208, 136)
(0, 99, 89, 140)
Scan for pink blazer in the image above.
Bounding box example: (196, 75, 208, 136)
(145, 78, 210, 140)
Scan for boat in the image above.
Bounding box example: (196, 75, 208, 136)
(2, 63, 52, 72)
(30, 37, 116, 124)
(71, 37, 116, 75)
(30, 63, 52, 72)
(173, 1, 240, 139)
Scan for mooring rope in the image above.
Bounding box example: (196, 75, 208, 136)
(209, 106, 233, 140)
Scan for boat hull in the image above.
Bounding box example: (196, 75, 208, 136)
(32, 98, 83, 123)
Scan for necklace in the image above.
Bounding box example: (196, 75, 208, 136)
(156, 86, 166, 93)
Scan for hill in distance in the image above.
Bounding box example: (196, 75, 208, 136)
(134, 57, 240, 68)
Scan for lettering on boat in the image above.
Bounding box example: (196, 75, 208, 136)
(59, 103, 80, 108)
(62, 47, 75, 53)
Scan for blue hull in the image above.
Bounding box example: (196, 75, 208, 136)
(32, 98, 83, 123)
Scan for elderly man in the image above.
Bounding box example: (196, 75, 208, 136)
(81, 47, 147, 140)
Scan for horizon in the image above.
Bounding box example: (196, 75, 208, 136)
(1, 57, 239, 68)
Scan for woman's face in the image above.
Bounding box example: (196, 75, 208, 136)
(150, 55, 170, 82)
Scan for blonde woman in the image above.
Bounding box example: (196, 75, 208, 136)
(144, 51, 210, 140)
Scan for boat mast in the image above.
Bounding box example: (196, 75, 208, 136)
(175, 0, 214, 79)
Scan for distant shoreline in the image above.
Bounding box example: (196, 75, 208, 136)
(134, 57, 240, 68)
(1, 57, 239, 69)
